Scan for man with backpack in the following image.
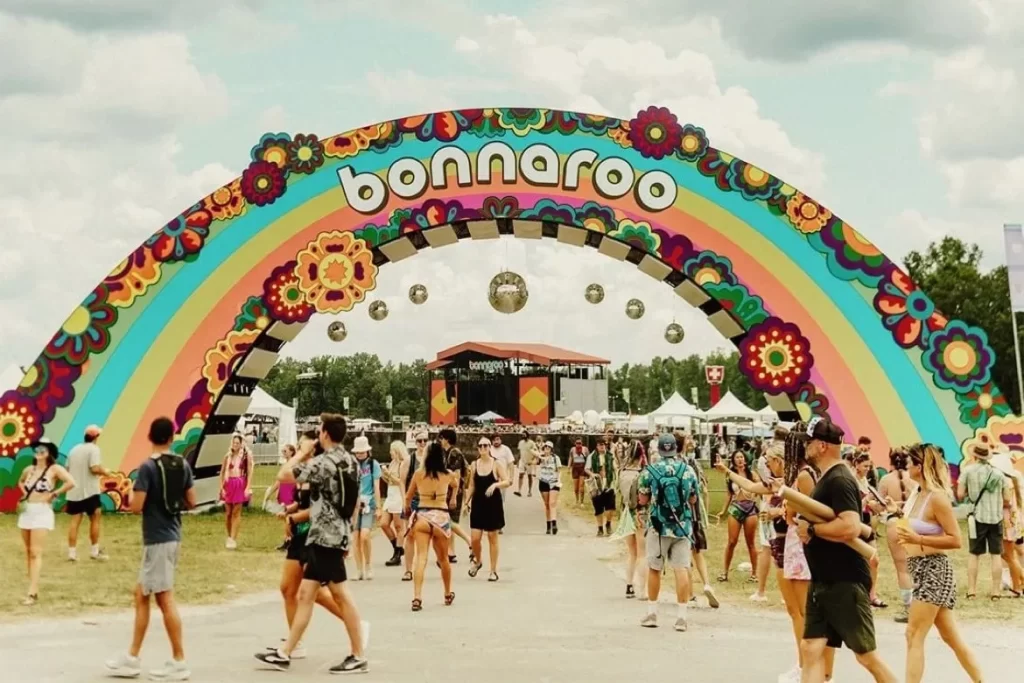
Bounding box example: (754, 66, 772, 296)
(637, 433, 699, 632)
(105, 417, 196, 681)
(256, 413, 368, 675)
(585, 440, 618, 536)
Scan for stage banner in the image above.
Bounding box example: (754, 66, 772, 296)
(1004, 224, 1024, 312)
(518, 376, 550, 425)
(430, 379, 457, 425)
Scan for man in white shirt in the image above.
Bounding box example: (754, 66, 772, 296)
(491, 435, 515, 510)
(515, 435, 538, 497)
(65, 425, 112, 561)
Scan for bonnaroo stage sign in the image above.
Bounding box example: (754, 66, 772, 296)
(0, 106, 1014, 512)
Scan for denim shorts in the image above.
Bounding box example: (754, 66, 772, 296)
(356, 510, 375, 531)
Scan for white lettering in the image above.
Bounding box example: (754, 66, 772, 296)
(519, 144, 559, 186)
(430, 146, 472, 189)
(337, 166, 388, 214)
(469, 360, 508, 373)
(387, 158, 428, 200)
(635, 170, 677, 212)
(563, 149, 598, 190)
(476, 142, 516, 184)
(593, 157, 635, 199)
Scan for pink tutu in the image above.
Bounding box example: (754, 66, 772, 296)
(222, 476, 249, 505)
(783, 524, 812, 581)
(277, 483, 297, 506)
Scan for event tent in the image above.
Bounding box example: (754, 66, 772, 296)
(244, 387, 297, 446)
(757, 404, 779, 422)
(702, 391, 760, 422)
(650, 391, 701, 419)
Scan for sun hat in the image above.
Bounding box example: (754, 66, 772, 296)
(30, 438, 59, 460)
(352, 435, 371, 453)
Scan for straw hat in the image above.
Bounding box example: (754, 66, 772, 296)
(352, 435, 371, 453)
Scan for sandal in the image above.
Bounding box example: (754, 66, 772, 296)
(411, 598, 422, 612)
(488, 572, 499, 582)
(402, 571, 413, 582)
(870, 597, 888, 608)
(716, 573, 729, 583)
(444, 592, 455, 606)
(747, 575, 758, 584)
(468, 562, 482, 578)
(20, 594, 37, 606)
(965, 592, 976, 600)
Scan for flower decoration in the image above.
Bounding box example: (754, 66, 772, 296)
(655, 230, 695, 270)
(739, 318, 815, 393)
(398, 110, 483, 143)
(367, 120, 403, 152)
(609, 218, 661, 254)
(574, 113, 619, 135)
(608, 121, 632, 149)
(400, 198, 474, 233)
(201, 329, 260, 397)
(295, 231, 378, 314)
(683, 251, 738, 287)
(725, 159, 783, 202)
(806, 220, 891, 288)
(985, 416, 1024, 456)
(678, 124, 709, 161)
(704, 281, 769, 329)
(496, 109, 547, 137)
(539, 111, 582, 136)
(104, 247, 162, 309)
(172, 417, 206, 466)
(478, 196, 522, 219)
(202, 179, 247, 222)
(923, 320, 994, 393)
(19, 357, 81, 423)
(873, 268, 948, 349)
(791, 382, 831, 422)
(355, 208, 411, 247)
(99, 471, 134, 512)
(519, 199, 617, 233)
(262, 260, 315, 324)
(146, 206, 212, 263)
(175, 378, 215, 427)
(286, 133, 325, 175)
(0, 391, 42, 458)
(785, 192, 833, 235)
(627, 106, 683, 160)
(233, 295, 273, 333)
(44, 285, 118, 366)
(468, 110, 505, 138)
(251, 133, 292, 170)
(241, 160, 287, 207)
(324, 125, 384, 158)
(956, 383, 1010, 430)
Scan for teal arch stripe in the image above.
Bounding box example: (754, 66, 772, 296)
(64, 132, 954, 454)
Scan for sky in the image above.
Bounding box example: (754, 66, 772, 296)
(1, 0, 1022, 372)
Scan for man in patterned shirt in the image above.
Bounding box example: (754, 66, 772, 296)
(637, 433, 699, 632)
(256, 413, 368, 675)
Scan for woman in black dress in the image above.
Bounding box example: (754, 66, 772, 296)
(466, 437, 510, 581)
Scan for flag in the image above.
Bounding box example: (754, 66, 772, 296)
(1003, 224, 1024, 312)
(660, 387, 666, 403)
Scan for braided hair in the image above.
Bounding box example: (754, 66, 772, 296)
(784, 422, 813, 486)
(889, 447, 909, 502)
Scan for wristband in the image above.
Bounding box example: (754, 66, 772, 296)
(807, 523, 816, 539)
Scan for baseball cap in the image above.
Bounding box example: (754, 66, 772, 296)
(797, 417, 845, 446)
(85, 424, 103, 438)
(657, 433, 678, 454)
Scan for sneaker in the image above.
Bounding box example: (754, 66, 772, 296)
(264, 641, 305, 659)
(749, 592, 768, 603)
(448, 555, 457, 564)
(640, 613, 658, 628)
(225, 538, 237, 550)
(626, 584, 636, 599)
(365, 568, 374, 581)
(91, 551, 109, 562)
(674, 617, 688, 632)
(105, 653, 142, 678)
(329, 654, 369, 675)
(514, 491, 522, 497)
(894, 605, 909, 624)
(703, 585, 720, 609)
(68, 551, 78, 562)
(355, 571, 364, 581)
(777, 664, 802, 683)
(255, 650, 291, 671)
(148, 659, 190, 681)
(551, 521, 558, 535)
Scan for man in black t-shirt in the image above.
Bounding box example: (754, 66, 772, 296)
(795, 418, 897, 683)
(439, 429, 472, 563)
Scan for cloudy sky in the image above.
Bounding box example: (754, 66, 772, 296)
(1, 0, 1022, 372)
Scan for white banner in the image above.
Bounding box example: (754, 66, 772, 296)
(1004, 224, 1024, 312)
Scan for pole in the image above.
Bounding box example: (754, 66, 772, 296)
(1013, 310, 1024, 412)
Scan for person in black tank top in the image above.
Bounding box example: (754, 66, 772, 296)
(400, 432, 429, 582)
(466, 437, 510, 582)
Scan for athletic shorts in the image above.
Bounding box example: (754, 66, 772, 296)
(645, 530, 692, 571)
(66, 494, 102, 516)
(968, 520, 1003, 555)
(139, 541, 180, 596)
(591, 489, 616, 516)
(286, 532, 308, 563)
(303, 544, 347, 585)
(804, 581, 876, 654)
(538, 480, 560, 494)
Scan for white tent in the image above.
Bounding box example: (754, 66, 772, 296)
(476, 411, 504, 422)
(703, 391, 760, 422)
(757, 404, 779, 421)
(650, 391, 702, 424)
(1, 364, 25, 393)
(244, 387, 297, 446)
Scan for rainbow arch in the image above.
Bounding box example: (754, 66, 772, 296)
(0, 107, 1013, 509)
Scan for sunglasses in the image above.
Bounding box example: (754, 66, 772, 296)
(478, 443, 491, 448)
(416, 439, 427, 444)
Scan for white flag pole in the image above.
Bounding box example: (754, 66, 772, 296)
(1012, 311, 1024, 412)
(1005, 224, 1024, 411)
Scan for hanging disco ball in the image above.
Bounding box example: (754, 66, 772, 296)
(488, 271, 529, 314)
(408, 284, 429, 305)
(368, 300, 389, 321)
(664, 322, 685, 344)
(326, 321, 348, 342)
(584, 283, 605, 304)
(625, 298, 645, 320)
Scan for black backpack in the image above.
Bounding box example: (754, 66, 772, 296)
(156, 453, 188, 515)
(331, 451, 360, 521)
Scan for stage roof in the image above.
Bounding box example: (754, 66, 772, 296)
(425, 342, 610, 370)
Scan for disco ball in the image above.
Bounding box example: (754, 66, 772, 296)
(584, 283, 605, 304)
(625, 298, 645, 320)
(368, 300, 389, 321)
(408, 284, 429, 305)
(664, 322, 685, 344)
(488, 271, 529, 314)
(326, 321, 348, 342)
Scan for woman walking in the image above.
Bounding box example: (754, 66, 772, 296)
(614, 440, 646, 599)
(466, 436, 510, 582)
(993, 454, 1024, 594)
(880, 447, 916, 622)
(219, 434, 253, 549)
(853, 452, 888, 608)
(17, 438, 76, 605)
(352, 436, 381, 580)
(675, 431, 718, 608)
(404, 441, 457, 611)
(896, 443, 983, 683)
(569, 439, 588, 505)
(717, 450, 760, 582)
(536, 441, 561, 535)
(381, 441, 407, 567)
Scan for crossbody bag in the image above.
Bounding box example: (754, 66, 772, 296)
(966, 467, 997, 540)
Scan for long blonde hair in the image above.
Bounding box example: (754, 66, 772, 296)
(910, 443, 952, 496)
(389, 440, 407, 462)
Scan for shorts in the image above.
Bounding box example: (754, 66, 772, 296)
(690, 500, 707, 551)
(356, 510, 375, 531)
(908, 554, 957, 610)
(728, 499, 757, 523)
(383, 488, 403, 515)
(17, 502, 55, 530)
(65, 494, 102, 516)
(591, 489, 616, 516)
(769, 535, 786, 569)
(804, 581, 876, 654)
(645, 530, 692, 571)
(286, 531, 308, 563)
(968, 520, 1003, 555)
(303, 544, 347, 585)
(139, 541, 180, 596)
(450, 497, 463, 525)
(538, 480, 560, 494)
(571, 465, 585, 479)
(783, 525, 812, 581)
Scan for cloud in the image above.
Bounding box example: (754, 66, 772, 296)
(454, 35, 479, 53)
(0, 0, 271, 31)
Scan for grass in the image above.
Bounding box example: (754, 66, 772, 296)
(562, 469, 1024, 625)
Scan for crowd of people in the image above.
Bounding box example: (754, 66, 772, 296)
(11, 411, 1024, 682)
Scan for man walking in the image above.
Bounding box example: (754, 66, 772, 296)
(958, 444, 1011, 598)
(439, 428, 472, 563)
(795, 418, 897, 683)
(105, 417, 196, 681)
(66, 424, 111, 562)
(256, 413, 368, 674)
(515, 434, 538, 497)
(584, 440, 617, 536)
(638, 434, 699, 631)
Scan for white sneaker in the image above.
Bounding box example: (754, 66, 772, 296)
(68, 550, 78, 562)
(640, 612, 658, 628)
(105, 653, 142, 678)
(365, 568, 374, 581)
(147, 659, 190, 681)
(674, 616, 688, 632)
(777, 664, 801, 683)
(703, 585, 720, 609)
(225, 538, 237, 550)
(749, 592, 768, 603)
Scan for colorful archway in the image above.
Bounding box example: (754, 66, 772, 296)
(0, 107, 1012, 510)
